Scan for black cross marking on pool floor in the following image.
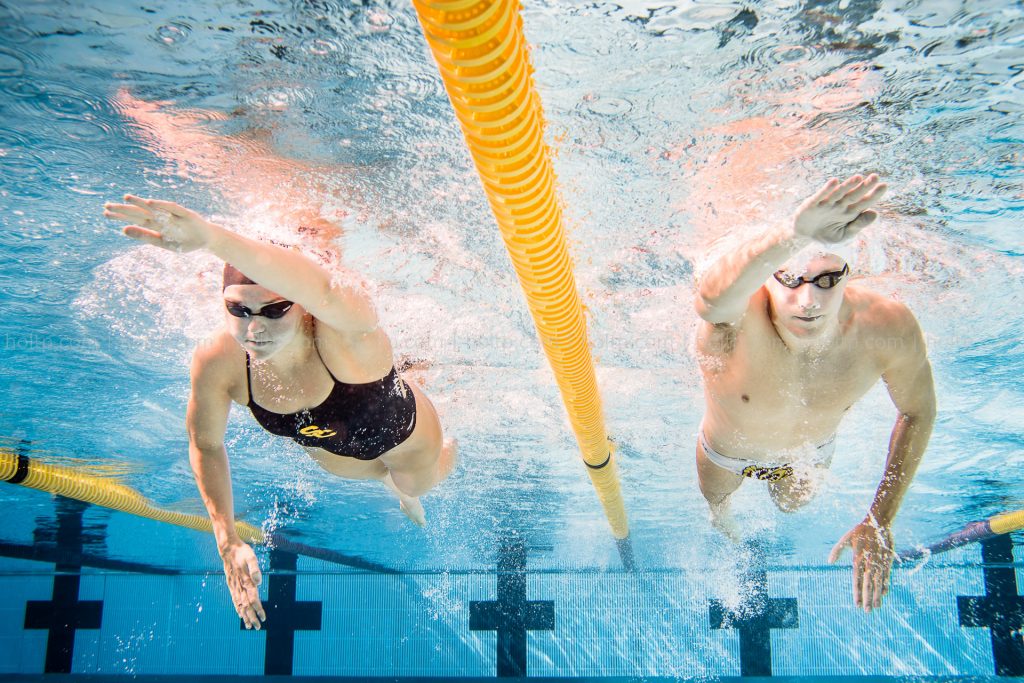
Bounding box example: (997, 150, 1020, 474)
(23, 501, 103, 673)
(957, 535, 1024, 677)
(240, 549, 322, 676)
(709, 567, 798, 676)
(470, 537, 555, 677)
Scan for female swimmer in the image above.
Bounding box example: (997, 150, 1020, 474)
(104, 196, 455, 629)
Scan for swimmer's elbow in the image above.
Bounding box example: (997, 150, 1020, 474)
(189, 436, 226, 457)
(316, 279, 379, 333)
(695, 294, 741, 325)
(903, 404, 936, 426)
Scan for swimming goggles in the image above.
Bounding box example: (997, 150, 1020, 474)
(773, 264, 849, 289)
(225, 300, 294, 319)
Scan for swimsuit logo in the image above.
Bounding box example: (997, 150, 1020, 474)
(742, 464, 794, 481)
(393, 374, 408, 398)
(298, 425, 338, 439)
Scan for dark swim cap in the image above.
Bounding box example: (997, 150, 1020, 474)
(222, 263, 258, 290)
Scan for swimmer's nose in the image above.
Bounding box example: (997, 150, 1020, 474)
(247, 317, 268, 334)
(795, 283, 818, 309)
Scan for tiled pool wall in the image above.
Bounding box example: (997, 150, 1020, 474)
(0, 521, 1020, 680)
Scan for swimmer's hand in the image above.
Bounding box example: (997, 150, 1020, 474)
(103, 195, 219, 254)
(219, 540, 267, 630)
(829, 517, 895, 613)
(793, 174, 887, 245)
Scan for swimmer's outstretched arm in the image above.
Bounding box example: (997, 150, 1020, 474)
(103, 196, 377, 333)
(829, 311, 936, 612)
(186, 338, 267, 630)
(695, 174, 886, 325)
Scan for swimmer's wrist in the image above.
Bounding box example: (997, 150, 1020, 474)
(201, 221, 237, 258)
(213, 524, 243, 553)
(780, 221, 813, 249)
(216, 535, 243, 556)
(864, 511, 894, 530)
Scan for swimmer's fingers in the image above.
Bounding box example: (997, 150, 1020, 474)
(238, 590, 265, 630)
(247, 554, 263, 588)
(239, 603, 259, 630)
(837, 173, 880, 208)
(239, 579, 265, 630)
(870, 562, 890, 610)
(103, 203, 152, 223)
(122, 225, 169, 248)
(861, 554, 889, 613)
(819, 174, 864, 206)
(829, 530, 862, 608)
(225, 575, 253, 627)
(810, 177, 841, 206)
(859, 551, 877, 612)
(226, 569, 264, 630)
(847, 180, 887, 213)
(129, 196, 197, 219)
(232, 586, 261, 630)
(852, 548, 866, 609)
(828, 530, 854, 564)
(840, 209, 879, 239)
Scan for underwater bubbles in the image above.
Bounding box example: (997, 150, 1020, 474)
(1, 77, 45, 102)
(0, 46, 29, 78)
(771, 44, 812, 64)
(742, 40, 827, 71)
(301, 37, 344, 57)
(362, 9, 395, 33)
(34, 82, 116, 121)
(154, 22, 191, 46)
(583, 94, 634, 117)
(241, 84, 316, 111)
(0, 151, 50, 201)
(374, 72, 446, 113)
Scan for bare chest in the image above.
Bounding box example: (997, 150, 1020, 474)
(698, 322, 883, 425)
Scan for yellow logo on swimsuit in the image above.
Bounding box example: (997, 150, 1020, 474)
(298, 425, 338, 439)
(742, 464, 794, 481)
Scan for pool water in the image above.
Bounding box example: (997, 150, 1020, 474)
(0, 0, 1021, 679)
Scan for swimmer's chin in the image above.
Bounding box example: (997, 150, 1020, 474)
(241, 339, 278, 356)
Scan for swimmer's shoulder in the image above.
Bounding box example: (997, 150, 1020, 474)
(845, 286, 926, 359)
(845, 286, 918, 330)
(189, 331, 247, 404)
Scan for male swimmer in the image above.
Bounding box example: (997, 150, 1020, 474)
(104, 197, 455, 629)
(694, 173, 936, 612)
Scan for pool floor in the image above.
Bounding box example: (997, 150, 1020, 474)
(0, 524, 1020, 680)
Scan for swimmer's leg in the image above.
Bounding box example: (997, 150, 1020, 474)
(379, 439, 458, 528)
(767, 466, 826, 512)
(696, 441, 744, 541)
(437, 437, 458, 483)
(381, 471, 427, 527)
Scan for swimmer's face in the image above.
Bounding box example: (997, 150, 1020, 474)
(223, 284, 303, 360)
(766, 254, 849, 338)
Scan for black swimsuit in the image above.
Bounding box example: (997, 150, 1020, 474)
(245, 342, 417, 460)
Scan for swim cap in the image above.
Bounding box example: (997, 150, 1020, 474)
(780, 240, 858, 275)
(222, 263, 258, 290)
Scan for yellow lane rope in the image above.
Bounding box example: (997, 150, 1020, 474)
(412, 0, 629, 540)
(989, 509, 1024, 536)
(0, 448, 265, 544)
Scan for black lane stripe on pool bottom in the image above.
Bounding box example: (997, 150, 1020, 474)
(470, 536, 555, 678)
(239, 549, 322, 676)
(957, 534, 1024, 677)
(709, 566, 799, 677)
(22, 502, 103, 674)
